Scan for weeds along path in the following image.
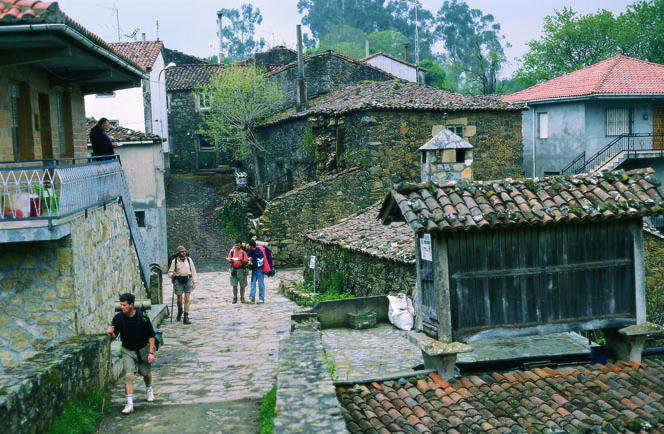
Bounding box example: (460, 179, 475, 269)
(166, 173, 237, 272)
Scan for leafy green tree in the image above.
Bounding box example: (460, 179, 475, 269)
(516, 8, 626, 83)
(315, 24, 367, 57)
(368, 30, 408, 59)
(435, 0, 508, 94)
(622, 0, 664, 64)
(220, 4, 266, 60)
(198, 64, 283, 184)
(419, 58, 447, 89)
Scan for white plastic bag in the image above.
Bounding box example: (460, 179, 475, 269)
(387, 294, 415, 331)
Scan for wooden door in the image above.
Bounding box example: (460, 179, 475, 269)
(654, 106, 664, 149)
(417, 234, 438, 337)
(38, 93, 54, 162)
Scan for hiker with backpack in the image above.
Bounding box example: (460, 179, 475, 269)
(167, 245, 197, 324)
(247, 239, 270, 304)
(106, 293, 156, 414)
(227, 239, 249, 304)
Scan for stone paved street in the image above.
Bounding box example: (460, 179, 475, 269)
(98, 268, 304, 433)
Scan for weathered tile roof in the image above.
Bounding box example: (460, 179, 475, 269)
(306, 203, 415, 264)
(502, 54, 664, 103)
(164, 47, 214, 66)
(264, 50, 397, 78)
(0, 0, 145, 72)
(338, 358, 664, 433)
(263, 80, 523, 126)
(109, 41, 163, 70)
(85, 118, 159, 143)
(380, 168, 664, 234)
(165, 64, 224, 91)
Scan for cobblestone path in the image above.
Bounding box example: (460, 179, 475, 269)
(98, 269, 304, 433)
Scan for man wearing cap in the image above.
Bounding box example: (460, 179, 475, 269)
(226, 239, 249, 303)
(167, 246, 197, 324)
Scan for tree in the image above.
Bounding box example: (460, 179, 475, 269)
(317, 24, 368, 58)
(368, 30, 408, 59)
(220, 4, 266, 60)
(516, 8, 626, 83)
(622, 0, 664, 64)
(435, 0, 508, 94)
(419, 59, 447, 89)
(198, 64, 283, 184)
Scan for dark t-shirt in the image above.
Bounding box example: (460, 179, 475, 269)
(112, 310, 155, 350)
(90, 125, 114, 156)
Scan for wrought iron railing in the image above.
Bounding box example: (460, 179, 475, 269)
(0, 156, 150, 291)
(561, 133, 664, 175)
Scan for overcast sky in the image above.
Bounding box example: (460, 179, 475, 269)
(56, 0, 635, 75)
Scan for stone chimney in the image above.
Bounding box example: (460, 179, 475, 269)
(419, 129, 473, 183)
(296, 25, 307, 112)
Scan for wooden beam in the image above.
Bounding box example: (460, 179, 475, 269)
(48, 69, 115, 86)
(0, 46, 71, 67)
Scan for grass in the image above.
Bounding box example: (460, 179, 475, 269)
(48, 389, 110, 434)
(293, 278, 354, 307)
(259, 384, 277, 434)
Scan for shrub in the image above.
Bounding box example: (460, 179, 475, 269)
(259, 384, 277, 434)
(48, 389, 110, 434)
(216, 192, 249, 238)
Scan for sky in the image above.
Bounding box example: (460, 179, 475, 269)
(55, 0, 636, 75)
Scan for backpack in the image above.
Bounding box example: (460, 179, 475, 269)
(169, 253, 192, 282)
(115, 308, 163, 357)
(256, 245, 275, 277)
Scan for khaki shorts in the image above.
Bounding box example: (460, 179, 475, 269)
(230, 267, 248, 287)
(122, 343, 151, 377)
(173, 277, 193, 295)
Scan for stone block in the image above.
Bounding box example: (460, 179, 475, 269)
(56, 277, 74, 298)
(1, 279, 14, 291)
(12, 328, 31, 351)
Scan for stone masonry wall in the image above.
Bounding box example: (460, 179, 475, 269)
(0, 334, 112, 434)
(256, 118, 314, 186)
(0, 200, 145, 369)
(258, 168, 378, 267)
(644, 230, 664, 324)
(303, 241, 416, 297)
(168, 90, 200, 171)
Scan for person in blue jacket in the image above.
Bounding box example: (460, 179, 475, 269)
(90, 117, 117, 159)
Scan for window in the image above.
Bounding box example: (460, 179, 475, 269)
(455, 149, 466, 163)
(135, 211, 146, 227)
(167, 94, 172, 113)
(538, 112, 548, 139)
(606, 108, 631, 136)
(196, 92, 211, 111)
(95, 91, 116, 98)
(198, 138, 214, 149)
(447, 125, 464, 138)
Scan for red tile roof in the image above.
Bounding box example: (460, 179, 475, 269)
(0, 0, 145, 73)
(380, 168, 664, 234)
(306, 203, 415, 264)
(503, 54, 664, 103)
(109, 41, 164, 70)
(165, 64, 224, 91)
(338, 358, 664, 433)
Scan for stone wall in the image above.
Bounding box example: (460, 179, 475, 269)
(644, 229, 664, 324)
(258, 168, 378, 267)
(0, 200, 145, 369)
(0, 334, 112, 434)
(168, 91, 200, 171)
(256, 118, 314, 186)
(303, 241, 416, 297)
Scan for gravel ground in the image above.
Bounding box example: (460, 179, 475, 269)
(165, 173, 237, 272)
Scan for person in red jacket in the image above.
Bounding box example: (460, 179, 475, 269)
(226, 239, 249, 303)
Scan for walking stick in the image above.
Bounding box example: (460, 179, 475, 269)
(170, 282, 175, 323)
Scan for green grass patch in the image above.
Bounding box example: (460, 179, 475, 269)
(259, 384, 277, 434)
(48, 389, 110, 434)
(293, 278, 354, 307)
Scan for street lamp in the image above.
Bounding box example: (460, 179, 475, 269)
(157, 62, 176, 144)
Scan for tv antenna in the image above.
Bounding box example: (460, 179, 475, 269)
(124, 28, 139, 41)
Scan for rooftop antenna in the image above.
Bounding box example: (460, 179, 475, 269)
(156, 20, 160, 41)
(124, 28, 139, 41)
(113, 3, 120, 42)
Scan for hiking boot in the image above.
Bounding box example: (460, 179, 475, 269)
(248, 299, 255, 304)
(240, 297, 246, 303)
(183, 313, 191, 324)
(232, 297, 238, 304)
(258, 300, 265, 304)
(122, 403, 134, 414)
(176, 308, 183, 322)
(147, 388, 154, 402)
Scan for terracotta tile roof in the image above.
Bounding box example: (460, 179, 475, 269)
(338, 358, 664, 433)
(502, 54, 664, 103)
(264, 50, 397, 78)
(361, 51, 428, 72)
(0, 1, 145, 73)
(165, 64, 224, 91)
(109, 41, 163, 70)
(85, 118, 159, 143)
(163, 48, 214, 66)
(380, 168, 664, 234)
(306, 203, 415, 264)
(264, 81, 523, 126)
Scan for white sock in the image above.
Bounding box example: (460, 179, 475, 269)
(127, 394, 133, 406)
(146, 384, 153, 391)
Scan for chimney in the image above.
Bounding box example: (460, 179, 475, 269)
(216, 10, 225, 64)
(296, 25, 307, 112)
(142, 33, 146, 41)
(419, 128, 473, 183)
(365, 39, 369, 57)
(404, 42, 409, 62)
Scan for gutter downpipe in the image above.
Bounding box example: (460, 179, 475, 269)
(0, 24, 147, 80)
(530, 102, 536, 177)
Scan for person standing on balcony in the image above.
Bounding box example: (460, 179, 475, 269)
(107, 293, 156, 415)
(167, 246, 197, 324)
(90, 117, 117, 159)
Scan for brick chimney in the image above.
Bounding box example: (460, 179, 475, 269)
(419, 129, 473, 183)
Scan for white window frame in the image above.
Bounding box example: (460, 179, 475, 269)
(538, 112, 548, 139)
(606, 108, 631, 136)
(196, 92, 211, 111)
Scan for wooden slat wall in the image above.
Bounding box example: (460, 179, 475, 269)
(446, 220, 636, 337)
(417, 235, 438, 336)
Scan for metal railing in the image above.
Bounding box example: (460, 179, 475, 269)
(0, 156, 150, 291)
(561, 133, 664, 175)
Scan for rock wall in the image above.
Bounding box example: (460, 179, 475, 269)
(303, 241, 416, 297)
(0, 334, 111, 434)
(256, 118, 314, 186)
(168, 91, 200, 172)
(644, 229, 664, 323)
(0, 201, 145, 369)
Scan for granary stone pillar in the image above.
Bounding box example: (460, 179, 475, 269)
(419, 129, 473, 183)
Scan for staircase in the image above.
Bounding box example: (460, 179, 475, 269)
(562, 133, 664, 175)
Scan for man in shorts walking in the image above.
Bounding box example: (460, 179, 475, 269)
(168, 245, 197, 324)
(107, 293, 156, 414)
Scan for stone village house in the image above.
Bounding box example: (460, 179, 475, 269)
(0, 2, 159, 430)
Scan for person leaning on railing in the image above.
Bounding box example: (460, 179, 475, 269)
(90, 117, 118, 160)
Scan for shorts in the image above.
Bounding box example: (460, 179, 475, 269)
(122, 343, 151, 377)
(173, 277, 193, 295)
(230, 267, 248, 287)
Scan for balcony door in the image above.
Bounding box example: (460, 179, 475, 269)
(654, 106, 664, 150)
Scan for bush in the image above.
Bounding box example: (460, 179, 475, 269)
(259, 384, 277, 434)
(216, 192, 249, 238)
(294, 276, 354, 307)
(48, 389, 110, 434)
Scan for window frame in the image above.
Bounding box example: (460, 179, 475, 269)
(447, 124, 464, 138)
(606, 107, 632, 136)
(196, 92, 212, 111)
(537, 112, 548, 139)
